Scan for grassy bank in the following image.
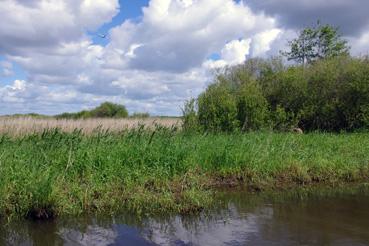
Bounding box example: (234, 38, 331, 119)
(0, 128, 368, 219)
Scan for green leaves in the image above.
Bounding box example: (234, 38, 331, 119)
(184, 56, 369, 132)
(281, 21, 350, 64)
(56, 102, 129, 119)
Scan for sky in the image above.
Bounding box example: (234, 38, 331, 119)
(1, 0, 369, 116)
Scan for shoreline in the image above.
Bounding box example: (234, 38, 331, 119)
(0, 129, 368, 220)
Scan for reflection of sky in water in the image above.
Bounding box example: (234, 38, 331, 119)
(2, 190, 369, 246)
(142, 204, 274, 246)
(59, 224, 154, 246)
(59, 225, 118, 246)
(53, 203, 275, 246)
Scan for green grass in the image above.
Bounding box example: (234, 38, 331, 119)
(0, 128, 368, 219)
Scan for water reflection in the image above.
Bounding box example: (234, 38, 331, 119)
(1, 187, 369, 246)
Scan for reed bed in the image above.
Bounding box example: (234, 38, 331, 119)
(0, 117, 181, 136)
(0, 128, 368, 220)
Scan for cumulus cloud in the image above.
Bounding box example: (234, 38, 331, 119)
(246, 0, 369, 37)
(349, 31, 369, 56)
(105, 0, 277, 73)
(0, 0, 285, 115)
(0, 0, 119, 54)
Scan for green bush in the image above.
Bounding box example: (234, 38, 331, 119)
(90, 102, 128, 118)
(131, 112, 150, 118)
(186, 56, 369, 132)
(197, 83, 239, 132)
(182, 98, 200, 133)
(301, 57, 369, 131)
(56, 102, 128, 119)
(237, 81, 269, 131)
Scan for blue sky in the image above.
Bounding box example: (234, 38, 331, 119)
(1, 0, 149, 86)
(1, 0, 368, 116)
(91, 0, 149, 46)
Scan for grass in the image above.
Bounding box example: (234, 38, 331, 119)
(0, 126, 368, 220)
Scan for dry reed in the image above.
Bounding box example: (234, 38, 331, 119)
(0, 117, 181, 136)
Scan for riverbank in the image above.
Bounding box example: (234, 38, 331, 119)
(0, 128, 368, 219)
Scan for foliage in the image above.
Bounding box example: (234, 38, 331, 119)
(0, 129, 368, 219)
(197, 83, 239, 132)
(130, 112, 150, 118)
(236, 81, 269, 131)
(56, 102, 128, 119)
(281, 21, 350, 64)
(90, 102, 128, 118)
(182, 98, 200, 132)
(184, 56, 369, 132)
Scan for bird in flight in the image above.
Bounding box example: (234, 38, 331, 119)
(98, 34, 107, 38)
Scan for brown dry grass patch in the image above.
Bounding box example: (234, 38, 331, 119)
(0, 116, 181, 136)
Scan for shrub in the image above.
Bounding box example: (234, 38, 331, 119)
(131, 112, 150, 118)
(188, 56, 369, 132)
(182, 98, 200, 133)
(56, 102, 128, 119)
(237, 81, 269, 131)
(197, 83, 239, 132)
(90, 102, 128, 118)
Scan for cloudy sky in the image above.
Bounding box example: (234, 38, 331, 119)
(1, 0, 368, 116)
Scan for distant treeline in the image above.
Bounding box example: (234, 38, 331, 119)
(183, 56, 369, 132)
(56, 102, 129, 119)
(6, 102, 150, 119)
(56, 102, 152, 119)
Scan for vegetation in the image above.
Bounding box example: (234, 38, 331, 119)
(184, 56, 369, 132)
(0, 128, 368, 220)
(0, 117, 180, 137)
(130, 112, 150, 118)
(56, 102, 128, 119)
(1, 23, 368, 222)
(281, 21, 350, 64)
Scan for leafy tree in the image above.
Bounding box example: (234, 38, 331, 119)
(90, 102, 128, 118)
(131, 112, 150, 118)
(237, 81, 269, 131)
(282, 21, 350, 64)
(181, 98, 200, 132)
(56, 102, 128, 119)
(197, 83, 239, 132)
(184, 54, 368, 132)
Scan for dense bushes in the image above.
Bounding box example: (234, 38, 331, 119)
(56, 102, 128, 119)
(197, 83, 239, 132)
(183, 56, 369, 132)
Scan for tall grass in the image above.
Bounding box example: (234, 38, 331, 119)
(0, 127, 368, 219)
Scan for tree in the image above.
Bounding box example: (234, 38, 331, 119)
(237, 81, 269, 131)
(90, 102, 128, 118)
(181, 98, 200, 132)
(197, 83, 239, 132)
(282, 21, 350, 64)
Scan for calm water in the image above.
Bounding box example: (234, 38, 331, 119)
(1, 187, 369, 246)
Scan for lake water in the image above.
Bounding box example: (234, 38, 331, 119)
(1, 186, 369, 245)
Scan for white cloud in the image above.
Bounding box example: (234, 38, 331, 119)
(250, 28, 281, 57)
(204, 38, 253, 69)
(0, 0, 285, 116)
(107, 0, 277, 72)
(0, 0, 119, 53)
(349, 30, 369, 56)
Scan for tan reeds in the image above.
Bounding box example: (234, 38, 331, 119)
(0, 117, 181, 136)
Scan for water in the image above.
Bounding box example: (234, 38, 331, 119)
(1, 187, 369, 246)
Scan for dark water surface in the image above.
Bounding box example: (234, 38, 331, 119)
(1, 187, 369, 246)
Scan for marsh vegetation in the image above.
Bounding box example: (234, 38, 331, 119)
(0, 127, 368, 219)
(0, 23, 368, 221)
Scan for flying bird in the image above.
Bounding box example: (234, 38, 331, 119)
(98, 34, 107, 38)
